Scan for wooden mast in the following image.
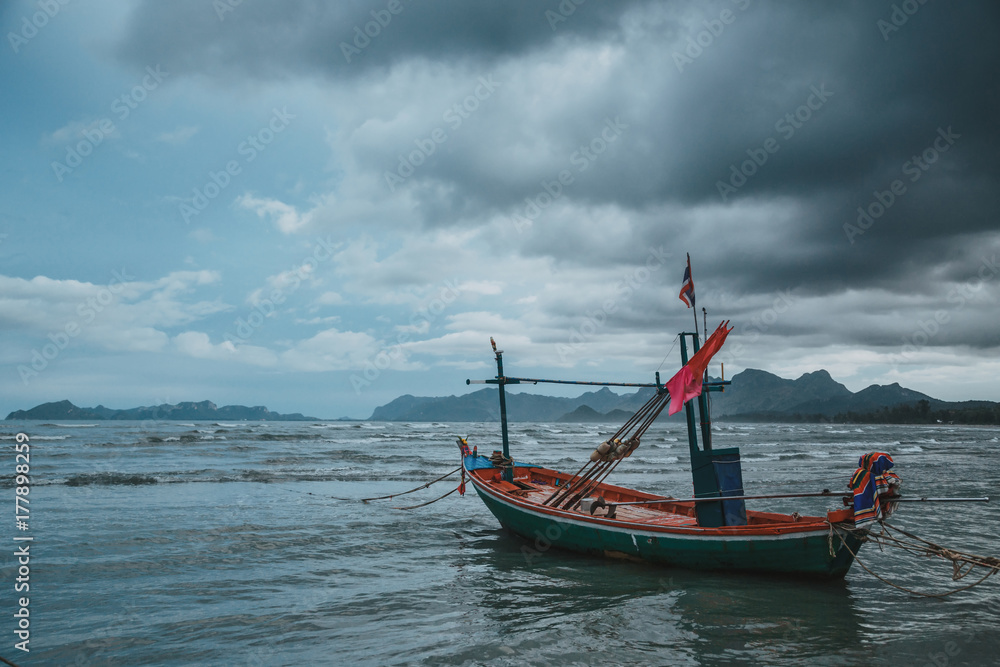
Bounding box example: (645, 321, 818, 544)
(490, 337, 513, 482)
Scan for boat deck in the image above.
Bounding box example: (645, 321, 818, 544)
(511, 483, 700, 526)
(469, 464, 852, 530)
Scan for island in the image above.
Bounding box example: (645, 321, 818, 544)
(5, 400, 318, 421)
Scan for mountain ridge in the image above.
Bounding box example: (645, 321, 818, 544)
(369, 368, 997, 423)
(5, 400, 317, 421)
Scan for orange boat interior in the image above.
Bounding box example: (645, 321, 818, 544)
(471, 465, 854, 529)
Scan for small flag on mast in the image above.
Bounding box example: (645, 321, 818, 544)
(679, 253, 695, 308)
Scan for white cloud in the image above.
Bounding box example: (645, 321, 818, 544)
(279, 328, 381, 371)
(237, 193, 312, 234)
(155, 125, 200, 144)
(0, 270, 229, 356)
(246, 262, 322, 306)
(173, 331, 278, 366)
(456, 280, 503, 295)
(42, 118, 118, 146)
(189, 228, 216, 243)
(315, 291, 344, 305)
(295, 315, 340, 325)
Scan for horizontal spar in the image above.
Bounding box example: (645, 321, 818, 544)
(606, 493, 990, 507)
(609, 490, 848, 506)
(468, 377, 661, 388)
(889, 497, 989, 503)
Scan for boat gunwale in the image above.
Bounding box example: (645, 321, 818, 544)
(467, 464, 852, 539)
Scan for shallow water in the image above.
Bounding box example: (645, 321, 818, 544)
(3, 420, 999, 665)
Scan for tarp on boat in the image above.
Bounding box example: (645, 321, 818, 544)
(463, 455, 538, 471)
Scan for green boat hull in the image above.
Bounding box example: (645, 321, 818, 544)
(474, 481, 863, 579)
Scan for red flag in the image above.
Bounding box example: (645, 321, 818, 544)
(666, 321, 732, 415)
(679, 253, 695, 308)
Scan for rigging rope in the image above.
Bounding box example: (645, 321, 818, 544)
(828, 521, 1000, 598)
(656, 334, 680, 374)
(393, 485, 461, 510)
(315, 467, 461, 502)
(543, 387, 672, 508)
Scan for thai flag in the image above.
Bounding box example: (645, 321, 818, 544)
(678, 254, 695, 308)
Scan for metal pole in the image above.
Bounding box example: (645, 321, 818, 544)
(611, 490, 849, 506)
(492, 338, 513, 483)
(609, 494, 990, 508)
(888, 497, 990, 503)
(691, 330, 713, 452)
(679, 334, 700, 457)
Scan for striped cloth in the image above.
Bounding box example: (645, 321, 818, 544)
(849, 452, 901, 527)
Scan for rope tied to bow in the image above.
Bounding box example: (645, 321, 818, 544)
(828, 520, 1000, 598)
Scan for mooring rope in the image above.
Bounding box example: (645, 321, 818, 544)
(298, 466, 462, 502)
(828, 521, 1000, 598)
(357, 466, 462, 502)
(882, 521, 1000, 572)
(393, 485, 461, 510)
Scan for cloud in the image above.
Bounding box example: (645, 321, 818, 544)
(114, 0, 649, 81)
(0, 270, 229, 356)
(42, 118, 119, 146)
(173, 331, 278, 366)
(279, 327, 381, 372)
(237, 193, 312, 234)
(155, 125, 200, 144)
(189, 228, 216, 243)
(315, 291, 344, 305)
(11, 0, 1000, 414)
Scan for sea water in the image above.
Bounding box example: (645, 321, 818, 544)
(3, 420, 999, 666)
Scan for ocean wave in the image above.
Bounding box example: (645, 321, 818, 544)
(777, 453, 821, 461)
(254, 433, 325, 441)
(65, 472, 159, 486)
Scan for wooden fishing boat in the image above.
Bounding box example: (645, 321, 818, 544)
(461, 332, 870, 578)
(464, 463, 862, 577)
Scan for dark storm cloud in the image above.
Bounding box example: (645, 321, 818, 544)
(607, 0, 1000, 300)
(113, 0, 646, 80)
(112, 0, 1000, 348)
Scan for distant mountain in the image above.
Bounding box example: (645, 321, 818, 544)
(707, 369, 852, 417)
(368, 368, 998, 423)
(556, 406, 637, 423)
(369, 386, 657, 422)
(6, 400, 317, 421)
(783, 382, 940, 417)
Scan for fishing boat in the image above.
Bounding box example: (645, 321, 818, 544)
(460, 330, 874, 578)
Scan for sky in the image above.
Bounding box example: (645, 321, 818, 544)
(2, 0, 998, 419)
